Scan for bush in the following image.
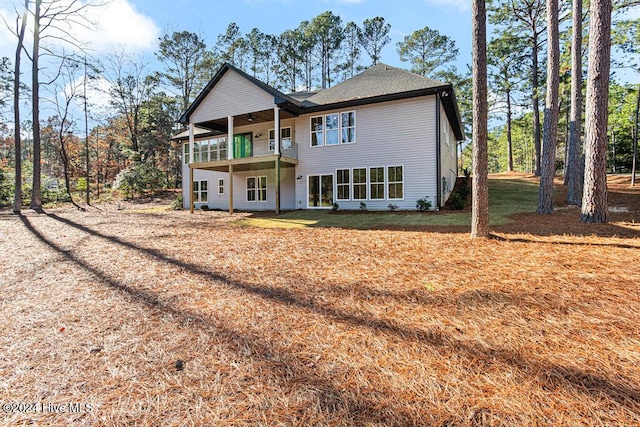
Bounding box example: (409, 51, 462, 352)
(114, 163, 167, 199)
(200, 205, 210, 211)
(388, 203, 398, 212)
(332, 202, 339, 212)
(359, 201, 367, 211)
(171, 195, 183, 210)
(449, 192, 467, 210)
(416, 196, 432, 212)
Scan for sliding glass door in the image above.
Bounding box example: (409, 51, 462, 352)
(308, 175, 333, 208)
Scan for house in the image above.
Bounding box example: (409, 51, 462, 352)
(174, 62, 465, 213)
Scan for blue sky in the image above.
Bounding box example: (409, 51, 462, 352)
(133, 0, 473, 71)
(0, 0, 474, 74)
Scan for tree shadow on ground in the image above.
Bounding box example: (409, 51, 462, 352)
(19, 212, 640, 420)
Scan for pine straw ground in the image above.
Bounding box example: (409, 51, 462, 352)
(0, 174, 639, 427)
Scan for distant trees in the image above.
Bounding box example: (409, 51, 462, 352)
(490, 0, 546, 177)
(488, 32, 526, 172)
(397, 26, 459, 78)
(155, 31, 214, 113)
(359, 17, 391, 66)
(11, 0, 28, 214)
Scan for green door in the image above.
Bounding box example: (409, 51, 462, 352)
(233, 133, 252, 159)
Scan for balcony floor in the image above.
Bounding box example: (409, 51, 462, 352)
(190, 154, 298, 172)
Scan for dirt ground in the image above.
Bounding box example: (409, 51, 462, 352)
(0, 175, 638, 426)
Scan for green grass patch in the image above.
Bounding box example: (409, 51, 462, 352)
(235, 176, 540, 230)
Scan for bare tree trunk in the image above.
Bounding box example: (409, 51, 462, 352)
(30, 0, 43, 212)
(532, 39, 542, 177)
(84, 55, 90, 205)
(471, 0, 489, 239)
(566, 0, 584, 204)
(506, 88, 514, 172)
(12, 0, 28, 214)
(632, 84, 639, 186)
(537, 0, 560, 214)
(581, 0, 611, 223)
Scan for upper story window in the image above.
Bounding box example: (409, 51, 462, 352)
(269, 127, 292, 151)
(311, 111, 356, 147)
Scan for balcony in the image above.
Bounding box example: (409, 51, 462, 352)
(189, 139, 298, 173)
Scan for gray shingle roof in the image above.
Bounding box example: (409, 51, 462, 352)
(303, 63, 448, 106)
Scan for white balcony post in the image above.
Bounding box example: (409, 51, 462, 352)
(274, 106, 280, 155)
(227, 116, 234, 160)
(188, 123, 194, 164)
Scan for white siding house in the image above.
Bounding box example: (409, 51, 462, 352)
(175, 63, 464, 212)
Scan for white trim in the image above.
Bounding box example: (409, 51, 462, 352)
(269, 126, 292, 151)
(274, 106, 280, 155)
(306, 174, 334, 209)
(227, 116, 234, 160)
(246, 175, 267, 203)
(335, 168, 351, 201)
(369, 166, 386, 200)
(351, 167, 367, 200)
(183, 143, 189, 165)
(387, 165, 405, 200)
(188, 123, 194, 164)
(309, 110, 356, 147)
(310, 115, 323, 147)
(218, 178, 224, 195)
(193, 179, 208, 203)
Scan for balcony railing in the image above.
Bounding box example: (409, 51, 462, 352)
(192, 141, 298, 164)
(252, 142, 298, 159)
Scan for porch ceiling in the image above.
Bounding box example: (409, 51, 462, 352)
(191, 155, 298, 173)
(196, 108, 297, 132)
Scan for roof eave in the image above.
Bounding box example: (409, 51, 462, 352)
(300, 86, 446, 114)
(179, 63, 303, 124)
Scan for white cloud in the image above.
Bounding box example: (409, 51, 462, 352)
(75, 0, 160, 54)
(0, 0, 159, 60)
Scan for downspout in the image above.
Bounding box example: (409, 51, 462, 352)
(435, 94, 442, 210)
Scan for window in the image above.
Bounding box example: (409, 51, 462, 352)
(341, 111, 356, 143)
(269, 127, 292, 151)
(370, 167, 385, 199)
(308, 175, 333, 208)
(325, 113, 339, 145)
(183, 143, 189, 164)
(311, 116, 323, 146)
(336, 169, 350, 201)
(218, 178, 224, 195)
(199, 140, 210, 162)
(352, 168, 367, 200)
(193, 180, 208, 203)
(193, 141, 200, 163)
(247, 176, 267, 202)
(310, 111, 356, 146)
(214, 137, 227, 161)
(387, 166, 404, 199)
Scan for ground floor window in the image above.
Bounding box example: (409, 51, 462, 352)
(336, 169, 350, 200)
(247, 176, 267, 202)
(352, 168, 367, 200)
(308, 175, 333, 208)
(387, 166, 404, 199)
(369, 167, 385, 200)
(193, 180, 208, 202)
(218, 178, 224, 195)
